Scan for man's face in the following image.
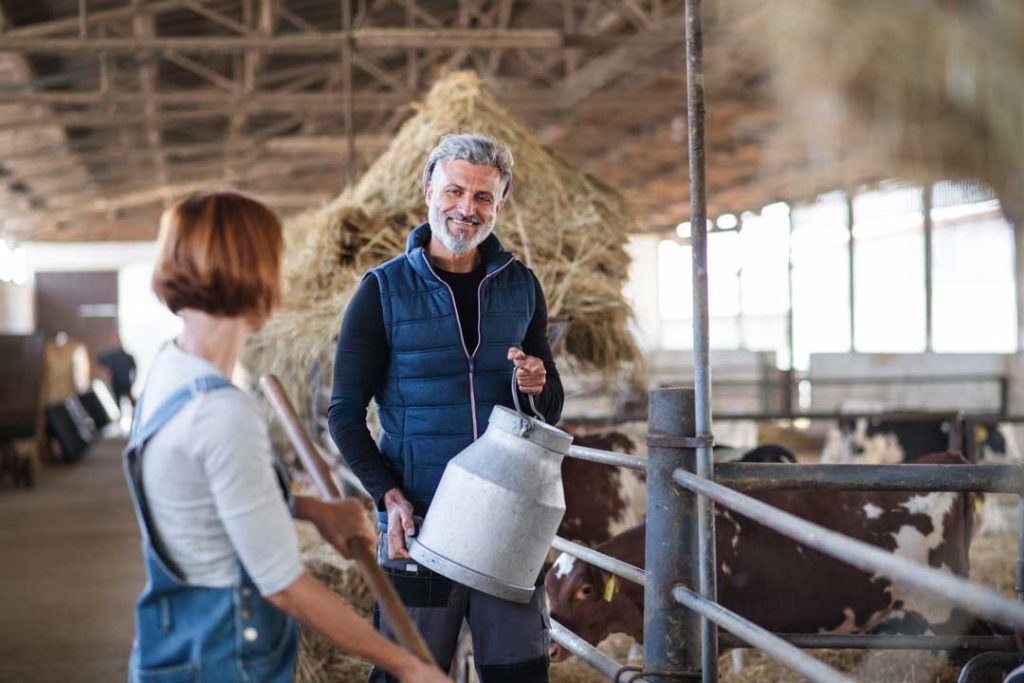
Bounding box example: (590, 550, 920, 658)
(425, 159, 504, 255)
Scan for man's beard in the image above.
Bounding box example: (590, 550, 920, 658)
(428, 202, 494, 255)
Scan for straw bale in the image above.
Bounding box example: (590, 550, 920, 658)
(725, 1, 1024, 223)
(245, 71, 640, 416)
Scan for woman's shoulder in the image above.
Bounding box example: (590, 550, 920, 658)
(190, 387, 270, 460)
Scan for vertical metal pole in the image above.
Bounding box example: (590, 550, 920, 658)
(684, 1, 718, 680)
(846, 193, 856, 352)
(1017, 497, 1024, 602)
(341, 0, 356, 184)
(736, 216, 745, 351)
(787, 210, 796, 371)
(923, 184, 934, 352)
(646, 388, 700, 680)
(1014, 218, 1024, 353)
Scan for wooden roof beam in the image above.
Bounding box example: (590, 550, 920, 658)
(4, 0, 199, 38)
(0, 29, 676, 53)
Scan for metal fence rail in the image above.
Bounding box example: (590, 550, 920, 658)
(673, 468, 1024, 630)
(549, 620, 647, 683)
(718, 633, 1019, 652)
(672, 585, 855, 683)
(715, 462, 1024, 493)
(554, 415, 1024, 682)
(551, 535, 646, 586)
(566, 445, 648, 472)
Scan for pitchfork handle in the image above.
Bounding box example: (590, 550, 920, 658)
(259, 374, 436, 666)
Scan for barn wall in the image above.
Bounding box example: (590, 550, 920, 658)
(650, 348, 782, 413)
(22, 242, 182, 391)
(808, 352, 1014, 412)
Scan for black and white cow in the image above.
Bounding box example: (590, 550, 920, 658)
(821, 416, 957, 465)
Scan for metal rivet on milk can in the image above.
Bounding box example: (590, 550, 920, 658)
(409, 376, 572, 603)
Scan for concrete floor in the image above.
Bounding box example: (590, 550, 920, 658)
(0, 438, 145, 682)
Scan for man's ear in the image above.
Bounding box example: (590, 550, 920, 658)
(424, 181, 433, 206)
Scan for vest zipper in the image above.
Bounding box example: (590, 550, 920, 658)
(424, 254, 514, 440)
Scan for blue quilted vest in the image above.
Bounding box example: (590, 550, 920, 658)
(370, 223, 536, 514)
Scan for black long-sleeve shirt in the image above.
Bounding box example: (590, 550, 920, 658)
(328, 263, 564, 508)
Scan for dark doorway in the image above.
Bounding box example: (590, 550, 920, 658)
(35, 271, 118, 376)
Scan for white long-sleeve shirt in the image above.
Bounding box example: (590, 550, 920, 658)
(138, 342, 304, 596)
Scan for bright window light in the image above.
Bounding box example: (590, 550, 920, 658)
(761, 201, 791, 218)
(675, 221, 690, 239)
(0, 240, 11, 282)
(10, 246, 27, 285)
(716, 213, 738, 230)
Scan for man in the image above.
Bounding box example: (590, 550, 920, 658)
(97, 332, 137, 410)
(329, 133, 564, 682)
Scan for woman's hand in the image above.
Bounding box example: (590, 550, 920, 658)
(313, 498, 376, 558)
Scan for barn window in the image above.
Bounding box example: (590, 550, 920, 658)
(738, 204, 790, 363)
(852, 184, 927, 353)
(791, 191, 851, 369)
(930, 182, 1016, 352)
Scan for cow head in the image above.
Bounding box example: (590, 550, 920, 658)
(544, 552, 642, 662)
(828, 417, 905, 464)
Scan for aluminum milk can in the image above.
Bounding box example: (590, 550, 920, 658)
(409, 392, 572, 603)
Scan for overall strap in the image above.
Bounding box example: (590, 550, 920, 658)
(125, 374, 235, 581)
(130, 375, 234, 450)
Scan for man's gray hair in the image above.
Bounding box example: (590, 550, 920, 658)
(422, 133, 514, 199)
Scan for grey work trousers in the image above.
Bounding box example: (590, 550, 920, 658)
(368, 533, 550, 683)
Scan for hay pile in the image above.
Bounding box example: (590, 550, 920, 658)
(725, 1, 1024, 224)
(245, 70, 640, 414)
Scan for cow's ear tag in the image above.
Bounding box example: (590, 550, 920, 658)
(603, 575, 617, 602)
(975, 425, 989, 444)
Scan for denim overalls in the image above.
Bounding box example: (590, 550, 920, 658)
(123, 375, 299, 682)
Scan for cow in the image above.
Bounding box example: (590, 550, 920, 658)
(820, 416, 1020, 536)
(968, 420, 1023, 535)
(559, 434, 796, 548)
(546, 452, 975, 663)
(821, 416, 957, 465)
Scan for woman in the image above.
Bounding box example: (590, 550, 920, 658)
(125, 192, 446, 682)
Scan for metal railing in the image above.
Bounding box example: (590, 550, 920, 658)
(547, 391, 1024, 683)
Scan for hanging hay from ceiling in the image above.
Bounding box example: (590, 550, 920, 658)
(245, 71, 641, 414)
(725, 0, 1024, 223)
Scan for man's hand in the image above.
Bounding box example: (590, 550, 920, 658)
(383, 488, 416, 559)
(508, 347, 546, 395)
(314, 499, 377, 559)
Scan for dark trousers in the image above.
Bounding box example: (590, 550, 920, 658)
(369, 534, 549, 683)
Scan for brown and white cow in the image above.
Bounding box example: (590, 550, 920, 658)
(546, 452, 976, 661)
(559, 430, 646, 548)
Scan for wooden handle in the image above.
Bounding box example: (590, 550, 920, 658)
(259, 374, 436, 666)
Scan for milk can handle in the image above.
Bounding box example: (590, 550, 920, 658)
(510, 368, 546, 423)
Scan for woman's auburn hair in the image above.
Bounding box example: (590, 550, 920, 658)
(152, 192, 283, 320)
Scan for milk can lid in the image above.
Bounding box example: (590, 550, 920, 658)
(488, 405, 573, 454)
